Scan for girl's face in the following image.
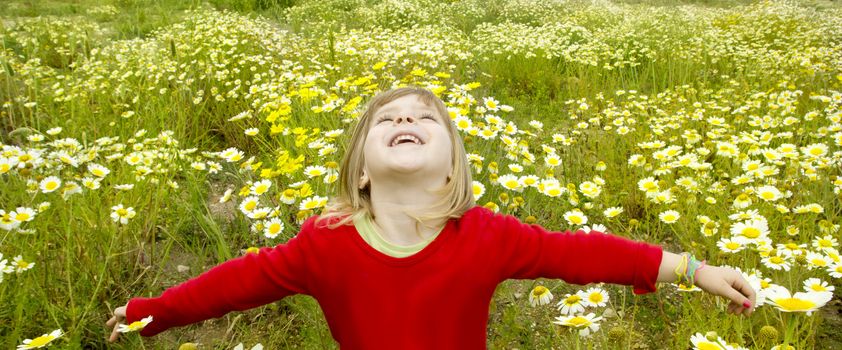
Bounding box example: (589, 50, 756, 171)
(362, 94, 453, 184)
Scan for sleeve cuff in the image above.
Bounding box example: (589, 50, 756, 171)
(632, 242, 663, 295)
(126, 297, 167, 337)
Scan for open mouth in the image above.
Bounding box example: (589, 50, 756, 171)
(389, 134, 423, 147)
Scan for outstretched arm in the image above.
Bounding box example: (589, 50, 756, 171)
(658, 251, 756, 316)
(106, 217, 316, 341)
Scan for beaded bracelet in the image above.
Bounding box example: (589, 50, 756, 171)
(674, 252, 706, 287)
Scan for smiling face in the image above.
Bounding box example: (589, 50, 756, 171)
(362, 94, 453, 184)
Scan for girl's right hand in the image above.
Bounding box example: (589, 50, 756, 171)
(106, 304, 128, 342)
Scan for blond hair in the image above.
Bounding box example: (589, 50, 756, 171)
(316, 86, 475, 234)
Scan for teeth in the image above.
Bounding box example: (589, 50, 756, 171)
(390, 134, 421, 147)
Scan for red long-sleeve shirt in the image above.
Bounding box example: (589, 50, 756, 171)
(126, 206, 663, 349)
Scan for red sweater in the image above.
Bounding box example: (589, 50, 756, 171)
(126, 206, 663, 349)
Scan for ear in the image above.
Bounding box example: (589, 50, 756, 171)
(359, 170, 370, 190)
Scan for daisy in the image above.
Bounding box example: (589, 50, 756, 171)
(117, 316, 153, 333)
(755, 185, 782, 201)
(717, 237, 747, 253)
(88, 163, 110, 178)
(579, 181, 601, 199)
(637, 177, 659, 193)
(675, 283, 702, 292)
(563, 210, 588, 226)
(581, 224, 607, 234)
(761, 253, 791, 271)
(324, 171, 339, 184)
(110, 204, 136, 225)
(801, 143, 828, 158)
(263, 218, 284, 239)
(39, 176, 61, 193)
(472, 181, 485, 201)
(250, 179, 272, 196)
(17, 329, 63, 349)
(12, 255, 35, 272)
(114, 184, 134, 191)
(81, 177, 101, 190)
(219, 189, 234, 203)
(244, 128, 259, 136)
(544, 154, 562, 167)
(247, 207, 271, 220)
(219, 147, 244, 162)
(497, 174, 523, 192)
(803, 278, 834, 293)
(12, 207, 36, 223)
(603, 207, 623, 218)
(239, 196, 260, 214)
(762, 285, 832, 316)
(552, 313, 603, 337)
(557, 292, 587, 315)
(46, 127, 62, 135)
(804, 251, 831, 270)
(299, 196, 327, 211)
(659, 210, 680, 224)
(582, 287, 609, 307)
(0, 210, 21, 231)
(529, 285, 553, 307)
(690, 332, 728, 350)
(812, 235, 838, 251)
(730, 219, 769, 241)
(303, 165, 327, 178)
(827, 263, 842, 278)
(732, 193, 752, 209)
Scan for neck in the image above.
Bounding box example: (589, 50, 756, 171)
(367, 176, 449, 244)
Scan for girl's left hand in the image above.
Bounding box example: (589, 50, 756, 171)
(694, 265, 757, 316)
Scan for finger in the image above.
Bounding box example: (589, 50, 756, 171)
(109, 323, 120, 342)
(106, 315, 117, 327)
(722, 283, 752, 310)
(115, 306, 127, 318)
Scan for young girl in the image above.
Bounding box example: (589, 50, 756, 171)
(107, 87, 756, 348)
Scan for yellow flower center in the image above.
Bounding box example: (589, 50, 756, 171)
(588, 293, 603, 303)
(570, 216, 583, 225)
(810, 284, 827, 292)
(532, 286, 549, 298)
(565, 316, 590, 327)
(117, 209, 128, 216)
(244, 202, 257, 211)
(725, 242, 740, 250)
(268, 223, 282, 234)
(811, 259, 827, 266)
(770, 256, 784, 264)
(15, 213, 30, 221)
(46, 182, 58, 191)
(819, 239, 832, 248)
(773, 297, 816, 312)
(697, 342, 722, 350)
(565, 295, 582, 305)
(27, 335, 57, 347)
(742, 227, 761, 239)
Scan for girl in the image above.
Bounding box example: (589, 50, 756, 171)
(107, 87, 756, 348)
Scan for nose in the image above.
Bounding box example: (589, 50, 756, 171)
(394, 115, 416, 124)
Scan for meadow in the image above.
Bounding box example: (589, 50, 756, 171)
(1, 0, 841, 348)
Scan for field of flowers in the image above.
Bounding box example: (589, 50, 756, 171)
(1, 0, 841, 348)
